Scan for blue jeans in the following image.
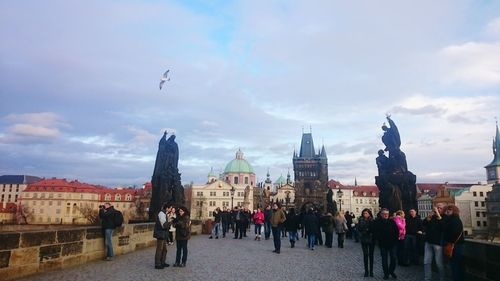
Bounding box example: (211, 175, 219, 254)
(424, 242, 444, 281)
(380, 245, 397, 276)
(104, 228, 114, 257)
(254, 223, 262, 235)
(450, 243, 464, 281)
(175, 240, 188, 264)
(307, 233, 316, 249)
(222, 221, 229, 236)
(288, 231, 298, 241)
(212, 222, 220, 237)
(272, 226, 281, 251)
(264, 221, 271, 239)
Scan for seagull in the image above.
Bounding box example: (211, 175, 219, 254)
(159, 70, 170, 90)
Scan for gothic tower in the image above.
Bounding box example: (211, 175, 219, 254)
(485, 122, 500, 184)
(293, 131, 329, 211)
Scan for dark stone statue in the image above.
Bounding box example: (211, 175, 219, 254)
(326, 188, 338, 215)
(149, 132, 185, 220)
(375, 116, 417, 215)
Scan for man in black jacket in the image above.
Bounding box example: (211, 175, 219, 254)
(153, 203, 172, 269)
(263, 205, 272, 240)
(374, 208, 399, 280)
(220, 207, 230, 238)
(99, 202, 116, 261)
(404, 208, 423, 265)
(423, 204, 445, 281)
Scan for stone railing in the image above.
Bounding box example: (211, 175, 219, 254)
(463, 239, 500, 281)
(0, 221, 202, 281)
(0, 223, 157, 281)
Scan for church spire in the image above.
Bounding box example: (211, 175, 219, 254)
(485, 121, 500, 183)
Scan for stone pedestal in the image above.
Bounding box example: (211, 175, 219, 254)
(375, 171, 417, 215)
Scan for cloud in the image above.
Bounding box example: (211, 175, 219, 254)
(391, 105, 446, 117)
(438, 41, 500, 87)
(0, 112, 69, 143)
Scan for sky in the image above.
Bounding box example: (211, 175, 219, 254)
(1, 0, 500, 188)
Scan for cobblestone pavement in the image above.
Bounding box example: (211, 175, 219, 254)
(19, 233, 429, 281)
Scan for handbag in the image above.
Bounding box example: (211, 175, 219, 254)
(443, 232, 462, 258)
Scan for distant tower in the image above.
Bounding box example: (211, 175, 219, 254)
(293, 131, 329, 211)
(485, 122, 500, 184)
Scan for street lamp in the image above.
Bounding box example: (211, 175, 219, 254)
(230, 186, 236, 209)
(337, 188, 343, 211)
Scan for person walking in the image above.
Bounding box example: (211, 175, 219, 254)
(284, 208, 301, 248)
(443, 205, 465, 281)
(253, 207, 264, 241)
(221, 206, 230, 238)
(374, 208, 399, 280)
(271, 202, 286, 254)
(303, 208, 319, 250)
(173, 207, 191, 267)
(423, 204, 445, 281)
(153, 203, 172, 269)
(99, 202, 117, 261)
(404, 208, 423, 265)
(334, 211, 348, 248)
(393, 210, 406, 266)
(358, 208, 375, 277)
(233, 206, 243, 239)
(322, 212, 335, 248)
(209, 207, 221, 239)
(264, 205, 272, 240)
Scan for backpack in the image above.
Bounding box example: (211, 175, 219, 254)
(113, 210, 124, 227)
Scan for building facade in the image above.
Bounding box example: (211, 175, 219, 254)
(0, 175, 41, 205)
(293, 132, 329, 211)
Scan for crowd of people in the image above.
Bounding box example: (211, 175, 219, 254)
(98, 200, 465, 281)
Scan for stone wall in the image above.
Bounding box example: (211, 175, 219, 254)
(0, 223, 157, 280)
(0, 221, 202, 281)
(463, 239, 500, 281)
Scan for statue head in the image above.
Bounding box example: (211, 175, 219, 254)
(381, 124, 388, 131)
(378, 149, 385, 156)
(168, 134, 176, 141)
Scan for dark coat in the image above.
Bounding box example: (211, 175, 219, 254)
(423, 215, 444, 245)
(174, 215, 191, 240)
(153, 210, 169, 240)
(405, 215, 424, 235)
(357, 217, 374, 244)
(321, 214, 335, 234)
(284, 213, 301, 232)
(213, 210, 221, 223)
(443, 215, 464, 244)
(220, 210, 230, 223)
(99, 206, 116, 230)
(264, 209, 273, 222)
(303, 213, 319, 235)
(374, 217, 399, 248)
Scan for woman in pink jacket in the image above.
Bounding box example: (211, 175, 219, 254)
(393, 210, 407, 266)
(253, 208, 265, 241)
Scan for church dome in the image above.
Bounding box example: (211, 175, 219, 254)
(274, 175, 286, 185)
(224, 149, 254, 174)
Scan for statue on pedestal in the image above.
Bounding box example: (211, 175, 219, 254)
(149, 132, 185, 220)
(375, 115, 417, 215)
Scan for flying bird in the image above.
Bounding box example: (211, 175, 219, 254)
(159, 70, 170, 90)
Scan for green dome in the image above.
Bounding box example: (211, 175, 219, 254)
(224, 159, 254, 173)
(274, 175, 286, 185)
(224, 149, 254, 174)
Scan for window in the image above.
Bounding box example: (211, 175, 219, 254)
(209, 201, 216, 206)
(482, 212, 486, 217)
(481, 202, 485, 207)
(475, 201, 479, 207)
(209, 211, 213, 217)
(34, 193, 38, 198)
(49, 201, 53, 206)
(16, 185, 19, 192)
(196, 191, 204, 196)
(14, 195, 18, 202)
(125, 194, 132, 201)
(477, 221, 481, 227)
(115, 194, 121, 201)
(476, 211, 480, 217)
(105, 194, 111, 201)
(237, 202, 243, 207)
(473, 191, 477, 196)
(483, 221, 487, 227)
(0, 194, 3, 202)
(244, 177, 248, 184)
(480, 192, 484, 197)
(210, 191, 216, 196)
(234, 177, 239, 184)
(9, 186, 12, 192)
(58, 194, 63, 198)
(40, 193, 45, 198)
(56, 209, 61, 214)
(223, 201, 229, 207)
(8, 194, 11, 202)
(223, 192, 229, 196)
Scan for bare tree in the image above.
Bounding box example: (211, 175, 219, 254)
(76, 204, 100, 225)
